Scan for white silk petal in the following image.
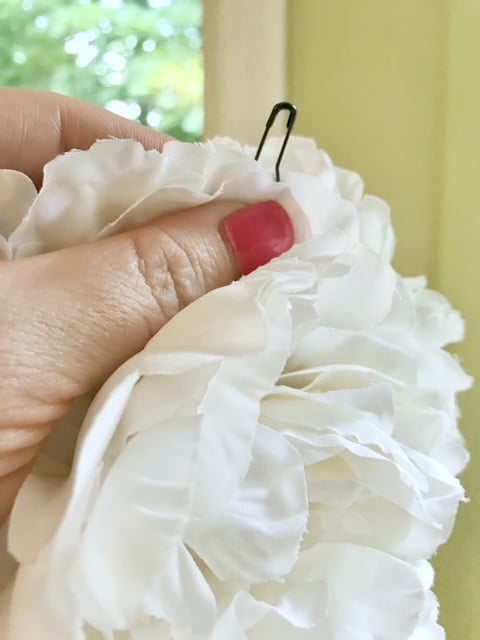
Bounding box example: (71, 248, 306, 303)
(246, 545, 429, 639)
(312, 246, 396, 330)
(129, 620, 171, 640)
(396, 402, 468, 475)
(71, 417, 207, 631)
(283, 172, 359, 241)
(357, 194, 396, 262)
(404, 277, 466, 347)
(6, 561, 83, 640)
(285, 326, 417, 387)
(335, 166, 365, 204)
(190, 290, 292, 516)
(8, 364, 142, 563)
(185, 425, 307, 584)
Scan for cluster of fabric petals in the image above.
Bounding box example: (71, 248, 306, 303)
(0, 136, 471, 639)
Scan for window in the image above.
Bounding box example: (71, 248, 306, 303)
(0, 0, 203, 141)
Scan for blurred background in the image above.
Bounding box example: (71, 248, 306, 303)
(0, 0, 204, 140)
(1, 1, 478, 638)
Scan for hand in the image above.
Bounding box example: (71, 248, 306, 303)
(0, 89, 295, 522)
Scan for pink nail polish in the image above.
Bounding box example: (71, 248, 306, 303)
(223, 201, 295, 275)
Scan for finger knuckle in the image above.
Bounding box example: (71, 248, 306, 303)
(129, 230, 207, 326)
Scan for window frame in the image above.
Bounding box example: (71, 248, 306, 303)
(203, 0, 287, 142)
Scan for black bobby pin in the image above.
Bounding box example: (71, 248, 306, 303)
(254, 102, 297, 182)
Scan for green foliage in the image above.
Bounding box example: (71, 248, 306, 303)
(0, 0, 204, 141)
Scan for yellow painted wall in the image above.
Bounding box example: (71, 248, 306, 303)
(288, 2, 479, 638)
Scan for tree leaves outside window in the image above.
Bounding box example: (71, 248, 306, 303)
(0, 0, 203, 141)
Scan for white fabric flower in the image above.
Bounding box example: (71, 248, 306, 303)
(8, 139, 312, 258)
(0, 136, 471, 640)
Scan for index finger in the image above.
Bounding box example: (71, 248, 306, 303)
(0, 88, 171, 188)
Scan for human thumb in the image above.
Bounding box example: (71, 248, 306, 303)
(0, 198, 295, 429)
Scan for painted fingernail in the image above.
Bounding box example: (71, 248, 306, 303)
(223, 201, 295, 275)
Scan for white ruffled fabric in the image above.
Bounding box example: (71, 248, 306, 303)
(0, 136, 471, 639)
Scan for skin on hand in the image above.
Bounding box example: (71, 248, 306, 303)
(0, 89, 295, 523)
(0, 88, 171, 188)
(0, 89, 234, 523)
